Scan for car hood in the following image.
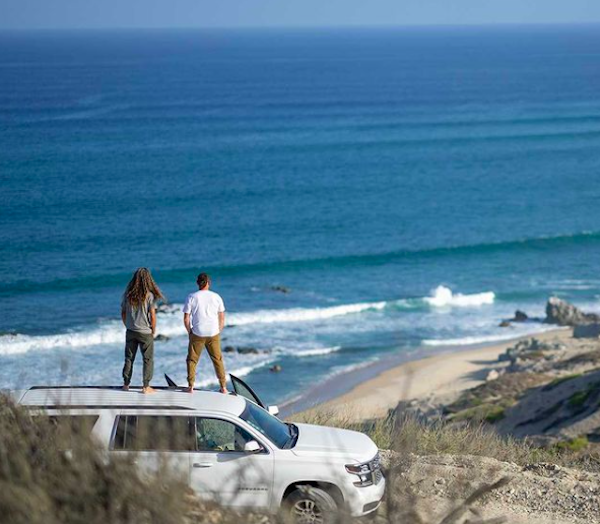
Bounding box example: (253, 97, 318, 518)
(291, 423, 378, 463)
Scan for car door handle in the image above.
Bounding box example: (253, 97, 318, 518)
(193, 462, 213, 468)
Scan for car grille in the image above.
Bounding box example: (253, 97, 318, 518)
(369, 453, 383, 484)
(373, 468, 383, 484)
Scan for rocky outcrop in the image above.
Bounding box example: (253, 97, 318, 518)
(425, 332, 600, 449)
(498, 337, 566, 370)
(545, 297, 600, 326)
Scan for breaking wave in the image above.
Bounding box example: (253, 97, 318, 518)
(423, 285, 495, 308)
(422, 333, 524, 347)
(228, 302, 387, 326)
(294, 346, 341, 357)
(0, 285, 500, 356)
(0, 301, 386, 355)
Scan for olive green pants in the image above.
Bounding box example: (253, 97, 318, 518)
(123, 330, 154, 387)
(187, 333, 226, 389)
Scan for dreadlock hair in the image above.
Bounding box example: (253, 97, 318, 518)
(124, 268, 165, 308)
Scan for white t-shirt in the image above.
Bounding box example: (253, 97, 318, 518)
(182, 290, 225, 337)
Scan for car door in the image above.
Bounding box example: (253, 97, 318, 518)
(230, 374, 267, 409)
(110, 413, 194, 484)
(189, 416, 274, 509)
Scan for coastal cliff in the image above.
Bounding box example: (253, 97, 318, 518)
(293, 298, 600, 523)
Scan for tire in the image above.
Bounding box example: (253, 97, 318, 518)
(283, 486, 339, 524)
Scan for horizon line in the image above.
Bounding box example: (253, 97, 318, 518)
(1, 20, 600, 32)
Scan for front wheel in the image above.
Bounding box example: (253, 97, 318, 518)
(283, 486, 339, 524)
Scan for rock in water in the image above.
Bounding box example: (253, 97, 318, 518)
(500, 310, 529, 327)
(237, 347, 260, 355)
(156, 303, 179, 314)
(545, 297, 600, 326)
(513, 310, 529, 322)
(154, 334, 169, 341)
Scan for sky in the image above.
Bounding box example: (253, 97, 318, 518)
(1, 0, 599, 29)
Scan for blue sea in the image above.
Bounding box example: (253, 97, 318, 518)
(1, 26, 600, 405)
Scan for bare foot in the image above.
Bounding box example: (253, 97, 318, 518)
(185, 386, 194, 394)
(122, 385, 129, 391)
(142, 386, 157, 394)
(220, 387, 229, 394)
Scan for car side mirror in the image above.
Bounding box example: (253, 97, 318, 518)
(244, 440, 262, 453)
(268, 405, 279, 417)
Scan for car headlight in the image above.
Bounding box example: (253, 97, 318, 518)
(345, 453, 381, 487)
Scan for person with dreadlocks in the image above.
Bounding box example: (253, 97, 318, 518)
(121, 267, 165, 394)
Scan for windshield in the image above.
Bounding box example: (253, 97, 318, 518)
(240, 401, 294, 449)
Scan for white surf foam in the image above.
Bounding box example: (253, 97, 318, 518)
(423, 285, 495, 308)
(0, 323, 126, 356)
(325, 358, 380, 379)
(423, 333, 522, 347)
(0, 299, 384, 355)
(0, 314, 190, 356)
(228, 301, 387, 326)
(194, 361, 275, 388)
(0, 288, 495, 356)
(294, 346, 341, 357)
(422, 325, 560, 347)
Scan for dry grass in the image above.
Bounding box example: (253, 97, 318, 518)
(291, 407, 600, 471)
(0, 394, 190, 524)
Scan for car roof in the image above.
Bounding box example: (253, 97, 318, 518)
(18, 386, 247, 416)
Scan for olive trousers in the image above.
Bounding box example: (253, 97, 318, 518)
(123, 329, 154, 387)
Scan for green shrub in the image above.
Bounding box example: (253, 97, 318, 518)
(569, 389, 592, 408)
(555, 436, 589, 453)
(484, 406, 506, 423)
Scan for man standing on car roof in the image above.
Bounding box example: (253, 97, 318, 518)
(183, 273, 228, 394)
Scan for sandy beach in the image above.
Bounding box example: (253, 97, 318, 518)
(287, 328, 569, 421)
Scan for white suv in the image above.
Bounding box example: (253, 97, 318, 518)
(14, 375, 385, 522)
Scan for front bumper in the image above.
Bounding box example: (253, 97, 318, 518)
(344, 472, 386, 517)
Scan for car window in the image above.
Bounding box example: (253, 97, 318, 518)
(47, 415, 98, 435)
(240, 402, 290, 449)
(195, 417, 255, 452)
(46, 415, 99, 448)
(113, 415, 196, 451)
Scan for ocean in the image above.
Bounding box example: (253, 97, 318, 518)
(1, 25, 600, 405)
